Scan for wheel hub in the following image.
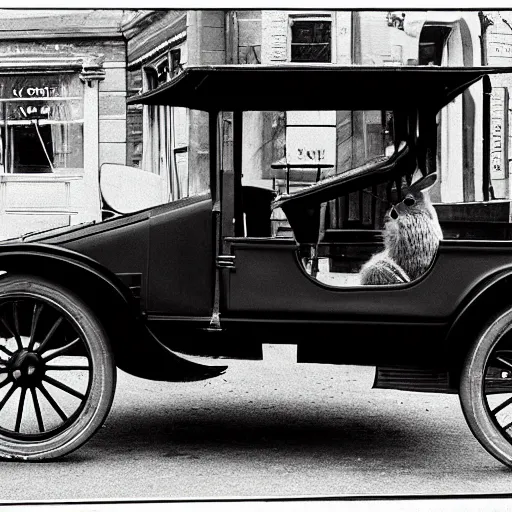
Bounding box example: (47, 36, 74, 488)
(9, 350, 44, 387)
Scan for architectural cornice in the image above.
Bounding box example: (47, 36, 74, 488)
(0, 9, 126, 40)
(120, 10, 168, 39)
(0, 30, 125, 40)
(127, 31, 187, 70)
(125, 11, 187, 68)
(0, 54, 105, 74)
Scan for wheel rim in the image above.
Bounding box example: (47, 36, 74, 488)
(484, 349, 512, 430)
(0, 295, 92, 441)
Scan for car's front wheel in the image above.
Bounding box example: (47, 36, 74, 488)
(0, 275, 115, 460)
(460, 307, 512, 468)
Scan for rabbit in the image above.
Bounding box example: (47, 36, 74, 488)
(360, 172, 443, 285)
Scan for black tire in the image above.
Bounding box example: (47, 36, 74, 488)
(0, 274, 115, 460)
(460, 308, 512, 468)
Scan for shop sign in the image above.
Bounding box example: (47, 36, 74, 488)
(10, 84, 57, 120)
(489, 41, 512, 59)
(0, 75, 81, 121)
(286, 126, 336, 166)
(12, 86, 59, 98)
(285, 110, 336, 166)
(488, 37, 512, 61)
(0, 75, 65, 100)
(491, 87, 509, 180)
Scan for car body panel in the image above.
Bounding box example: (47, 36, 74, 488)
(222, 238, 512, 321)
(147, 194, 213, 315)
(22, 193, 214, 319)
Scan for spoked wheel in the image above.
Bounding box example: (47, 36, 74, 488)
(460, 308, 512, 468)
(0, 275, 115, 460)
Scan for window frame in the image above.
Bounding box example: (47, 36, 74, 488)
(0, 72, 85, 174)
(288, 13, 335, 64)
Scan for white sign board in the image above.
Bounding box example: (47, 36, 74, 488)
(491, 87, 508, 181)
(261, 11, 288, 63)
(286, 127, 336, 166)
(285, 110, 336, 166)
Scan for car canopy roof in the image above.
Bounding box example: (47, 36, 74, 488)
(127, 64, 512, 112)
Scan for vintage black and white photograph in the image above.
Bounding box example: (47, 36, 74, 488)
(1, 4, 512, 510)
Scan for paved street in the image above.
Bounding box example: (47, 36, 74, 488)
(1, 345, 512, 502)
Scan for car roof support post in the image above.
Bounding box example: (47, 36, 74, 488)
(208, 109, 223, 332)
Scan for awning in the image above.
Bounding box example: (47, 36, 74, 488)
(126, 64, 512, 112)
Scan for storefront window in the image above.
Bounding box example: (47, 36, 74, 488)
(0, 73, 84, 173)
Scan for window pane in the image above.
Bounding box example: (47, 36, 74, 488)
(0, 74, 84, 173)
(156, 59, 169, 85)
(292, 22, 314, 43)
(291, 44, 331, 62)
(291, 21, 331, 62)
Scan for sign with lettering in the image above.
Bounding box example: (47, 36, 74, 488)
(262, 11, 288, 63)
(0, 74, 81, 100)
(0, 74, 83, 122)
(12, 86, 59, 98)
(16, 104, 51, 119)
(488, 32, 512, 66)
(286, 111, 336, 166)
(490, 87, 509, 181)
(489, 41, 512, 59)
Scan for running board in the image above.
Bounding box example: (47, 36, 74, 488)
(373, 366, 456, 394)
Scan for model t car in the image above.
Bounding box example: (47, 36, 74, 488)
(1, 63, 512, 468)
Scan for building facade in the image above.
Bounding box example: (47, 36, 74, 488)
(0, 9, 510, 238)
(0, 9, 129, 238)
(121, 10, 491, 232)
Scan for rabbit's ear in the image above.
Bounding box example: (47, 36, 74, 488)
(408, 172, 438, 195)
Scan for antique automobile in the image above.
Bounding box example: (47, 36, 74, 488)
(2, 64, 512, 468)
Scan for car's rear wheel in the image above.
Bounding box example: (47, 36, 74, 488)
(0, 275, 115, 460)
(460, 308, 512, 468)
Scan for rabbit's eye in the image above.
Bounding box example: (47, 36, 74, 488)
(404, 196, 415, 206)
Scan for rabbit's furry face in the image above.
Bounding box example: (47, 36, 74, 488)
(360, 172, 443, 285)
(382, 173, 443, 280)
(384, 189, 441, 245)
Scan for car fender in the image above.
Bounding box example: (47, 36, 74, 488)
(0, 243, 226, 382)
(446, 266, 512, 374)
